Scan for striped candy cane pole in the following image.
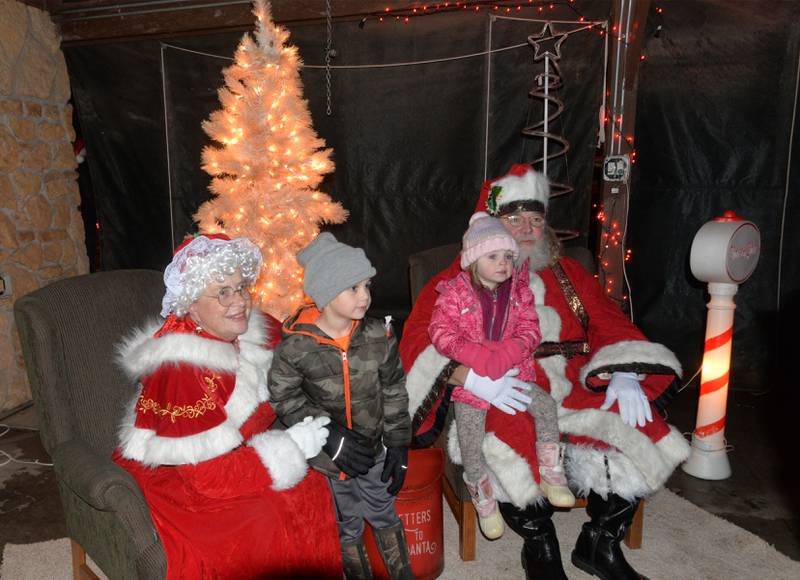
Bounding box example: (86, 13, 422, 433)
(682, 282, 737, 480)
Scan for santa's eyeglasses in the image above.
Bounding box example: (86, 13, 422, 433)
(501, 214, 545, 229)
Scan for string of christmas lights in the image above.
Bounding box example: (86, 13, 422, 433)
(351, 0, 584, 25)
(593, 4, 666, 304)
(595, 195, 630, 299)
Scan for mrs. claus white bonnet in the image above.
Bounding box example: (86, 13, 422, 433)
(160, 233, 262, 318)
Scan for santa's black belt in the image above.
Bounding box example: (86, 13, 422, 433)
(535, 341, 590, 359)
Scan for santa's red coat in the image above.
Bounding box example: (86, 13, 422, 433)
(114, 312, 341, 579)
(400, 255, 690, 506)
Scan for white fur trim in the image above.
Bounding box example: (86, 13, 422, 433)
(446, 423, 462, 463)
(535, 305, 562, 343)
(483, 433, 540, 508)
(494, 170, 550, 212)
(656, 424, 692, 468)
(237, 310, 273, 402)
(117, 311, 276, 465)
(529, 272, 561, 342)
(227, 311, 275, 424)
(118, 385, 244, 466)
(447, 422, 540, 509)
(527, 272, 572, 402)
(248, 431, 308, 490)
(446, 411, 689, 506)
(406, 344, 450, 417)
(558, 408, 689, 490)
(580, 340, 682, 387)
(115, 319, 165, 379)
(566, 445, 651, 501)
(117, 325, 238, 380)
(565, 427, 689, 500)
(539, 355, 572, 403)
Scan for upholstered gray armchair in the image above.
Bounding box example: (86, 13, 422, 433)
(14, 270, 167, 579)
(408, 243, 643, 561)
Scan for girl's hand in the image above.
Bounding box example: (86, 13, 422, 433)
(483, 339, 527, 378)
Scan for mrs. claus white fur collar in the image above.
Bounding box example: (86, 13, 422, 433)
(115, 311, 311, 489)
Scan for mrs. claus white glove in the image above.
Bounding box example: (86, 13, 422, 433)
(286, 416, 331, 459)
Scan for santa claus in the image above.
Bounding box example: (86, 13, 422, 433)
(399, 165, 689, 579)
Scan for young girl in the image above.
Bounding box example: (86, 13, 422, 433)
(429, 212, 575, 539)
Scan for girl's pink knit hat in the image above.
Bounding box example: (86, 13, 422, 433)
(460, 211, 519, 269)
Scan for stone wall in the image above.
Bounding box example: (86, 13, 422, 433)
(1, 0, 88, 414)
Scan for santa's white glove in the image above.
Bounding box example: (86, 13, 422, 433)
(286, 416, 331, 459)
(464, 368, 532, 415)
(600, 372, 653, 427)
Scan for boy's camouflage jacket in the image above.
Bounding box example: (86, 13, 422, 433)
(268, 304, 411, 478)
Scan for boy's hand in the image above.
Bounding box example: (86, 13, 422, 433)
(323, 422, 375, 477)
(381, 446, 409, 495)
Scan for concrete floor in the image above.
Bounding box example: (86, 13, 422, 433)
(664, 381, 800, 561)
(1, 381, 798, 569)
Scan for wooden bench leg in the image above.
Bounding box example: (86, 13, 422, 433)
(71, 540, 100, 580)
(458, 498, 477, 561)
(442, 475, 477, 561)
(623, 500, 644, 549)
(575, 496, 643, 550)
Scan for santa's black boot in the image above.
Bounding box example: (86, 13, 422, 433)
(571, 492, 649, 580)
(499, 501, 567, 580)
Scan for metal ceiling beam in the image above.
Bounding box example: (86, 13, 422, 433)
(44, 0, 418, 45)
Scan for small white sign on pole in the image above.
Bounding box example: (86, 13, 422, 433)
(602, 154, 630, 182)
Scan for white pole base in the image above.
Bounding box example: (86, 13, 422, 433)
(681, 435, 732, 480)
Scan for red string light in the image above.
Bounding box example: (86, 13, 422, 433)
(596, 200, 633, 298)
(367, 0, 596, 25)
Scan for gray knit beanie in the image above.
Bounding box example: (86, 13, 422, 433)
(297, 232, 376, 308)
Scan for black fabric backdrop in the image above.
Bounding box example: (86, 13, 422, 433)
(628, 0, 800, 381)
(65, 0, 799, 381)
(66, 4, 608, 312)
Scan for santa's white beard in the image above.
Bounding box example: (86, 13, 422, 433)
(517, 235, 553, 272)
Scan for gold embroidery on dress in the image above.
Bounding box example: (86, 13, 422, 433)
(138, 372, 222, 423)
(203, 373, 220, 392)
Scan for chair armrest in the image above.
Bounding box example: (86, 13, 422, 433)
(52, 439, 147, 511)
(52, 439, 166, 577)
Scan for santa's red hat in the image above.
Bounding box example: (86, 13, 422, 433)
(476, 164, 550, 216)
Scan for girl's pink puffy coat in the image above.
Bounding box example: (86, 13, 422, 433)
(429, 261, 541, 383)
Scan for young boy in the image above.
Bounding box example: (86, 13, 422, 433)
(268, 232, 413, 580)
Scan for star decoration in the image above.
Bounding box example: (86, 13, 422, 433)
(528, 22, 569, 61)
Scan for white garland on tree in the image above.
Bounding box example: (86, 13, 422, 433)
(196, 0, 347, 320)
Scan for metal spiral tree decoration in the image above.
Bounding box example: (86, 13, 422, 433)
(524, 22, 578, 240)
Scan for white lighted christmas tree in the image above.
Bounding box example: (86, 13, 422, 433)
(196, 0, 347, 320)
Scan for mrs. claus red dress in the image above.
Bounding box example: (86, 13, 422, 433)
(113, 311, 341, 579)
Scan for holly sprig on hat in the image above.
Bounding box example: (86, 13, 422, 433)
(486, 185, 503, 216)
